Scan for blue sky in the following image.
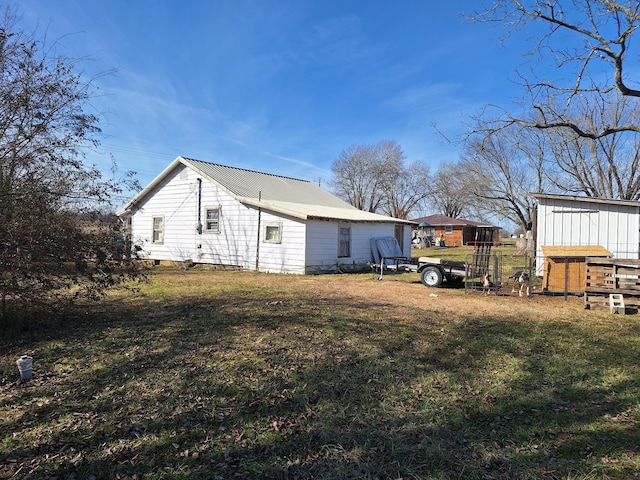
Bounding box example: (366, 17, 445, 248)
(15, 1, 528, 205)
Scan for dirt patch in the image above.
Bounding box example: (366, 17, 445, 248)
(303, 272, 606, 323)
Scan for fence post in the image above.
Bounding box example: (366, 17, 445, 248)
(564, 256, 569, 301)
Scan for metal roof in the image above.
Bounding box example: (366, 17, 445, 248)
(531, 193, 640, 208)
(119, 157, 413, 224)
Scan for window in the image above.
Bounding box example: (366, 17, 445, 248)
(338, 225, 351, 257)
(264, 223, 282, 243)
(152, 216, 164, 244)
(445, 225, 453, 234)
(205, 207, 220, 233)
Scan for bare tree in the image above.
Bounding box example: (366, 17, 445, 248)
(330, 141, 399, 213)
(545, 94, 640, 199)
(430, 162, 471, 218)
(460, 123, 551, 232)
(472, 0, 640, 139)
(0, 9, 143, 321)
(331, 140, 429, 219)
(381, 160, 431, 219)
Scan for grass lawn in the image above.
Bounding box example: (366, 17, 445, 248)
(1, 268, 639, 479)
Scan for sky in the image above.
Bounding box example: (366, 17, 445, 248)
(12, 0, 531, 207)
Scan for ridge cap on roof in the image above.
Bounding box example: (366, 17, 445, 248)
(180, 157, 312, 184)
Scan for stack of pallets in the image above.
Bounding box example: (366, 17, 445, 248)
(584, 258, 640, 310)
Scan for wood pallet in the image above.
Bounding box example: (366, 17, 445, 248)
(584, 257, 640, 310)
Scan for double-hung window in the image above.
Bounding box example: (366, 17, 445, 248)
(152, 216, 164, 244)
(205, 207, 220, 233)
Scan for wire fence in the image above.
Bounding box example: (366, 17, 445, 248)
(462, 242, 640, 299)
(463, 251, 534, 296)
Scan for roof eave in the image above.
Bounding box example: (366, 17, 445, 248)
(307, 215, 415, 224)
(239, 197, 308, 220)
(240, 198, 414, 224)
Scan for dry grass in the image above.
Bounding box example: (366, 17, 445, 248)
(1, 267, 639, 479)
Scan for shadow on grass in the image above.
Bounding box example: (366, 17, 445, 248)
(1, 272, 639, 479)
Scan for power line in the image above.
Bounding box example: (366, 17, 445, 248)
(100, 143, 175, 159)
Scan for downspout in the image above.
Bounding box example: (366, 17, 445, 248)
(255, 191, 262, 271)
(196, 178, 202, 260)
(196, 178, 202, 234)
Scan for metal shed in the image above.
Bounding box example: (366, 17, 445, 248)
(541, 245, 612, 294)
(532, 193, 640, 265)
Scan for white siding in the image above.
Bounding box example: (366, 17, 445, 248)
(536, 197, 640, 263)
(351, 223, 401, 260)
(255, 210, 306, 274)
(197, 169, 256, 269)
(130, 166, 200, 262)
(396, 224, 412, 254)
(304, 221, 405, 273)
(130, 165, 306, 273)
(129, 163, 412, 274)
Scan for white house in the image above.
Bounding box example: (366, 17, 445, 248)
(532, 193, 640, 270)
(117, 157, 414, 274)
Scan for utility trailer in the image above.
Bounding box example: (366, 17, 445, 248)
(377, 252, 501, 291)
(416, 226, 497, 289)
(373, 226, 498, 290)
(417, 257, 467, 287)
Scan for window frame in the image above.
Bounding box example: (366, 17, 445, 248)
(263, 222, 283, 244)
(338, 224, 351, 258)
(205, 206, 221, 234)
(152, 216, 164, 244)
(444, 225, 453, 234)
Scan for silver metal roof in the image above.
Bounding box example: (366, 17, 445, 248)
(119, 157, 413, 224)
(531, 193, 640, 208)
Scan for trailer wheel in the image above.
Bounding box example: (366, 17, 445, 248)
(421, 266, 443, 288)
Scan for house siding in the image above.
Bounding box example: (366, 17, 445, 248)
(255, 210, 306, 274)
(131, 165, 310, 273)
(305, 221, 408, 273)
(126, 160, 413, 275)
(198, 169, 257, 269)
(130, 166, 199, 262)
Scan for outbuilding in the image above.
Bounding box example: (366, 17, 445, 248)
(532, 193, 640, 269)
(118, 157, 413, 274)
(540, 245, 612, 294)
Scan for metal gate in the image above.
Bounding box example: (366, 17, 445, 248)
(465, 251, 503, 293)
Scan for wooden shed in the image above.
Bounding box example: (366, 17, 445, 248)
(541, 245, 612, 294)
